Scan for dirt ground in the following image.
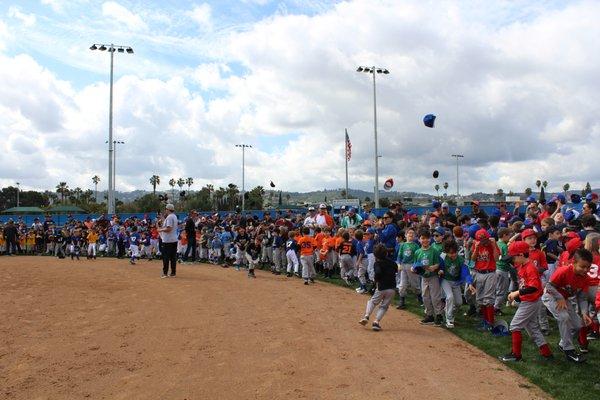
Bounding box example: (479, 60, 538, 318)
(1, 256, 550, 400)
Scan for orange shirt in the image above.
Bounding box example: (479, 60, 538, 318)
(314, 232, 325, 249)
(335, 236, 344, 251)
(297, 235, 316, 256)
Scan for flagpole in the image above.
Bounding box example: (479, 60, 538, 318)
(345, 129, 349, 199)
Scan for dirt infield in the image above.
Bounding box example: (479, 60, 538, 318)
(1, 257, 549, 400)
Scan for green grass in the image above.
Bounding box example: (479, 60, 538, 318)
(309, 269, 600, 400)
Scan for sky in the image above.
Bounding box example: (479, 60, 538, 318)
(0, 0, 599, 196)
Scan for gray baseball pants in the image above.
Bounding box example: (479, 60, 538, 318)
(397, 263, 421, 296)
(542, 293, 583, 351)
(538, 270, 550, 331)
(510, 300, 547, 348)
(494, 270, 511, 310)
(339, 254, 355, 279)
(301, 254, 315, 279)
(357, 258, 368, 285)
(441, 279, 463, 323)
(364, 288, 396, 322)
(421, 275, 444, 317)
(474, 271, 497, 306)
(286, 250, 299, 273)
(273, 247, 286, 272)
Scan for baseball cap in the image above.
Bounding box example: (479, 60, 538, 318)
(362, 220, 372, 226)
(564, 209, 580, 222)
(585, 193, 598, 202)
(468, 224, 481, 239)
(566, 237, 583, 253)
(546, 226, 561, 235)
(433, 227, 445, 236)
(471, 200, 480, 206)
(441, 202, 449, 208)
(165, 204, 175, 211)
(348, 207, 356, 214)
(501, 241, 530, 263)
(570, 194, 582, 204)
(475, 229, 490, 240)
(432, 200, 441, 209)
(526, 195, 536, 203)
(523, 218, 534, 228)
(308, 206, 315, 211)
(556, 194, 566, 203)
(521, 228, 536, 240)
(319, 203, 326, 209)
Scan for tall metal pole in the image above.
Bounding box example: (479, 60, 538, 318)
(16, 182, 20, 207)
(451, 154, 464, 197)
(242, 145, 245, 213)
(108, 45, 115, 214)
(372, 67, 379, 209)
(345, 129, 349, 200)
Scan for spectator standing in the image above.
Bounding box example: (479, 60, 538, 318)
(159, 204, 179, 278)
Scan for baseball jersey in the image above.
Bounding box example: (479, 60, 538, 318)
(129, 233, 140, 246)
(496, 240, 510, 271)
(431, 241, 444, 254)
(441, 255, 472, 283)
(397, 241, 419, 264)
(285, 239, 299, 252)
(471, 242, 498, 272)
(516, 260, 543, 302)
(339, 240, 357, 256)
(549, 265, 590, 299)
(297, 236, 317, 256)
(528, 248, 548, 274)
(413, 246, 441, 278)
(587, 253, 600, 286)
(364, 238, 375, 255)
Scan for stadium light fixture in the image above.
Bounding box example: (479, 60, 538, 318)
(356, 65, 390, 209)
(91, 43, 134, 214)
(235, 144, 252, 213)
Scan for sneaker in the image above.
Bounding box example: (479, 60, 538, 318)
(234, 265, 240, 271)
(129, 260, 136, 265)
(434, 315, 443, 327)
(294, 272, 301, 278)
(169, 273, 176, 277)
(356, 288, 367, 294)
(161, 274, 168, 278)
(286, 272, 292, 277)
(309, 278, 315, 283)
(587, 331, 599, 341)
(420, 316, 435, 325)
(304, 280, 309, 285)
(372, 322, 381, 331)
(499, 352, 522, 362)
(359, 317, 369, 326)
(564, 349, 585, 363)
(579, 346, 589, 354)
(445, 321, 455, 329)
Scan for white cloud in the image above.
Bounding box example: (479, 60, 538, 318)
(188, 3, 212, 31)
(8, 6, 36, 27)
(101, 1, 148, 32)
(1, 0, 600, 197)
(41, 0, 65, 12)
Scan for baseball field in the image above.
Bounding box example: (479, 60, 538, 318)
(1, 257, 551, 400)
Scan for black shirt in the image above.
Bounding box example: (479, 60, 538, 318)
(374, 258, 398, 291)
(185, 218, 196, 236)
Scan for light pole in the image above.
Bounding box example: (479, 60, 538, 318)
(235, 144, 252, 213)
(113, 140, 125, 200)
(16, 182, 20, 207)
(90, 43, 134, 215)
(357, 66, 389, 209)
(451, 154, 464, 197)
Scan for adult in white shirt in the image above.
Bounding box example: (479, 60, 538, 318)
(303, 207, 317, 236)
(158, 203, 178, 278)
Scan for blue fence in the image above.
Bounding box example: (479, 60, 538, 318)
(0, 204, 529, 226)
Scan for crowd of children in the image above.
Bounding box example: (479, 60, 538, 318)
(3, 192, 600, 364)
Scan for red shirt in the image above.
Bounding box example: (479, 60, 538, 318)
(516, 261, 543, 302)
(587, 254, 600, 286)
(529, 248, 548, 273)
(549, 265, 589, 299)
(471, 242, 497, 272)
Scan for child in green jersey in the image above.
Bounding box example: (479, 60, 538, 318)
(396, 228, 421, 309)
(413, 230, 444, 326)
(494, 228, 512, 315)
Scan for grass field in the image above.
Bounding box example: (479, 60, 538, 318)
(312, 271, 600, 400)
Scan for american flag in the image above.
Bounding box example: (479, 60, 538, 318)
(345, 129, 352, 161)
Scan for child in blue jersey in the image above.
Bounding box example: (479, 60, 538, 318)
(210, 234, 223, 264)
(98, 232, 107, 256)
(220, 227, 234, 262)
(272, 228, 286, 274)
(129, 227, 141, 265)
(285, 231, 300, 277)
(355, 230, 369, 294)
(439, 240, 474, 328)
(364, 228, 376, 286)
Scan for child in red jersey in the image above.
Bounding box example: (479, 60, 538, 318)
(470, 229, 500, 328)
(499, 241, 552, 362)
(584, 233, 600, 340)
(521, 228, 550, 335)
(542, 249, 594, 363)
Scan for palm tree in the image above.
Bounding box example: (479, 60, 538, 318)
(168, 178, 176, 201)
(525, 187, 533, 196)
(563, 183, 570, 198)
(434, 184, 440, 198)
(542, 180, 548, 189)
(177, 178, 185, 190)
(496, 188, 504, 199)
(185, 177, 194, 190)
(535, 180, 542, 196)
(56, 182, 69, 204)
(92, 175, 100, 203)
(149, 175, 160, 196)
(73, 187, 83, 203)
